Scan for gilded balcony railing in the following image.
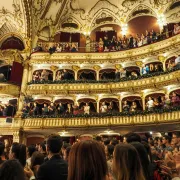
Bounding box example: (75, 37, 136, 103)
(23, 111, 180, 129)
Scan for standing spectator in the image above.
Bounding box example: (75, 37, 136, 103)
(84, 103, 90, 115)
(26, 145, 36, 167)
(100, 102, 108, 113)
(40, 70, 49, 81)
(162, 135, 173, 151)
(171, 92, 180, 106)
(38, 143, 47, 157)
(57, 103, 64, 114)
(37, 135, 68, 180)
(112, 143, 145, 180)
(146, 97, 154, 111)
(172, 132, 180, 147)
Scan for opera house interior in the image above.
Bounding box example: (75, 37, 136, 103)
(0, 0, 179, 179)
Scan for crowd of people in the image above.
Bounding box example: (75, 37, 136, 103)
(0, 103, 16, 117)
(0, 132, 179, 180)
(33, 42, 78, 54)
(22, 92, 180, 117)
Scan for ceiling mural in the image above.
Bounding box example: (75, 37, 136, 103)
(0, 0, 179, 46)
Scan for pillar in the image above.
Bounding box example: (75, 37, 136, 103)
(53, 70, 56, 81)
(13, 130, 20, 143)
(85, 36, 91, 52)
(28, 65, 33, 82)
(96, 100, 99, 113)
(118, 97, 122, 112)
(141, 94, 146, 111)
(158, 55, 166, 71)
(21, 63, 29, 94)
(75, 71, 78, 80)
(96, 71, 99, 81)
(135, 61, 143, 75)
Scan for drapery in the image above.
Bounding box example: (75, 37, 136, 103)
(54, 99, 74, 105)
(99, 69, 116, 79)
(10, 62, 23, 85)
(145, 93, 165, 102)
(35, 99, 51, 104)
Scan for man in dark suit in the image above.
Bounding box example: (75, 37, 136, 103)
(62, 69, 69, 80)
(36, 135, 68, 180)
(0, 142, 5, 165)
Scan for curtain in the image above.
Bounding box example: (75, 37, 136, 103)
(71, 33, 80, 46)
(60, 32, 71, 42)
(99, 69, 116, 79)
(169, 89, 180, 97)
(122, 96, 142, 109)
(78, 70, 96, 80)
(35, 99, 51, 104)
(1, 37, 25, 50)
(95, 31, 117, 42)
(145, 93, 165, 102)
(10, 62, 23, 85)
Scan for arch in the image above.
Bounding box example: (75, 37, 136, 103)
(33, 99, 51, 115)
(78, 98, 97, 113)
(99, 68, 116, 80)
(99, 98, 119, 112)
(165, 56, 176, 69)
(145, 93, 165, 104)
(32, 69, 53, 81)
(77, 69, 96, 80)
(169, 88, 180, 97)
(122, 96, 142, 111)
(0, 36, 25, 50)
(38, 26, 50, 41)
(125, 66, 140, 76)
(145, 61, 163, 72)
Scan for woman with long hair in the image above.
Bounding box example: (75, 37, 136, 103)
(68, 140, 109, 180)
(112, 143, 145, 180)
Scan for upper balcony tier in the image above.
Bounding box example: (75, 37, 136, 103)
(30, 34, 180, 64)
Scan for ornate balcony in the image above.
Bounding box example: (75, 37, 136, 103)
(23, 110, 180, 130)
(26, 70, 180, 95)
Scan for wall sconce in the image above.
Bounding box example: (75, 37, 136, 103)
(83, 31, 91, 37)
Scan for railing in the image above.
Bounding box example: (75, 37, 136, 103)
(23, 110, 180, 129)
(27, 68, 180, 85)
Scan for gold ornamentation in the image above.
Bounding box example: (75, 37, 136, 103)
(93, 65, 101, 71)
(135, 61, 143, 67)
(72, 65, 80, 71)
(115, 64, 122, 70)
(50, 65, 58, 71)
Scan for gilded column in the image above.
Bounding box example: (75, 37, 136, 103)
(95, 96, 100, 113)
(21, 62, 29, 94)
(158, 55, 166, 71)
(72, 66, 80, 81)
(13, 131, 20, 143)
(28, 64, 33, 82)
(50, 65, 59, 81)
(135, 61, 143, 75)
(141, 93, 146, 111)
(93, 65, 101, 81)
(118, 95, 122, 112)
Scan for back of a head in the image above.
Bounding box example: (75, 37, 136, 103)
(47, 135, 62, 154)
(125, 132, 141, 143)
(27, 145, 36, 157)
(0, 159, 25, 180)
(113, 143, 145, 180)
(107, 144, 114, 158)
(130, 142, 150, 180)
(39, 142, 46, 152)
(31, 151, 45, 169)
(11, 143, 26, 167)
(68, 140, 108, 180)
(104, 139, 110, 146)
(0, 142, 5, 156)
(111, 139, 119, 146)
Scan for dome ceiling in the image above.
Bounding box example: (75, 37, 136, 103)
(0, 0, 179, 44)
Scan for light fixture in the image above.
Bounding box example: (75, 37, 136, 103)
(121, 24, 128, 35)
(157, 13, 167, 30)
(150, 131, 152, 135)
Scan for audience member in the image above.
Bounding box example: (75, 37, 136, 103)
(100, 102, 108, 113)
(26, 145, 36, 167)
(0, 142, 5, 165)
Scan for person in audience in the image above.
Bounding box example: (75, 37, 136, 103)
(172, 132, 180, 147)
(120, 68, 126, 78)
(129, 34, 134, 48)
(153, 98, 160, 109)
(122, 100, 130, 112)
(171, 92, 180, 106)
(42, 103, 49, 115)
(145, 65, 150, 74)
(122, 35, 128, 49)
(0, 142, 5, 165)
(174, 24, 180, 35)
(30, 151, 45, 179)
(154, 64, 160, 72)
(130, 101, 137, 112)
(130, 71, 138, 78)
(48, 102, 56, 115)
(68, 140, 108, 180)
(0, 159, 26, 180)
(174, 55, 180, 69)
(103, 36, 110, 50)
(33, 71, 40, 81)
(142, 64, 147, 75)
(37, 135, 68, 180)
(33, 102, 39, 115)
(116, 37, 123, 50)
(167, 60, 175, 70)
(151, 29, 157, 42)
(115, 69, 120, 80)
(62, 69, 69, 80)
(71, 43, 77, 52)
(56, 43, 62, 52)
(125, 132, 141, 143)
(146, 97, 154, 111)
(100, 102, 108, 113)
(57, 102, 64, 114)
(108, 101, 114, 113)
(55, 71, 62, 81)
(112, 143, 145, 180)
(64, 43, 70, 52)
(130, 142, 150, 180)
(40, 69, 49, 81)
(66, 104, 72, 114)
(23, 103, 31, 116)
(164, 95, 171, 109)
(72, 102, 79, 115)
(149, 64, 154, 73)
(26, 145, 36, 167)
(104, 46, 109, 52)
(110, 46, 116, 52)
(64, 146, 71, 162)
(49, 44, 56, 54)
(162, 135, 173, 152)
(84, 103, 90, 115)
(38, 142, 47, 157)
(98, 38, 104, 52)
(9, 142, 26, 168)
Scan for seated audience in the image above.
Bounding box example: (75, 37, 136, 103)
(71, 43, 77, 52)
(112, 143, 145, 180)
(164, 95, 171, 109)
(153, 98, 160, 109)
(100, 102, 108, 113)
(120, 68, 127, 78)
(84, 103, 90, 115)
(145, 65, 150, 74)
(55, 71, 62, 81)
(49, 44, 56, 54)
(149, 64, 154, 73)
(62, 69, 69, 80)
(130, 71, 138, 78)
(122, 101, 130, 112)
(68, 140, 108, 180)
(108, 101, 114, 112)
(142, 65, 147, 75)
(72, 103, 79, 115)
(64, 43, 70, 52)
(56, 44, 62, 52)
(0, 159, 26, 180)
(167, 60, 175, 70)
(48, 102, 56, 115)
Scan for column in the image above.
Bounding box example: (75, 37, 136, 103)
(28, 64, 33, 82)
(53, 70, 56, 81)
(74, 71, 78, 80)
(135, 61, 143, 75)
(85, 36, 91, 52)
(96, 71, 99, 81)
(96, 100, 99, 113)
(158, 56, 166, 71)
(13, 130, 20, 143)
(119, 97, 122, 112)
(21, 62, 29, 94)
(142, 94, 146, 111)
